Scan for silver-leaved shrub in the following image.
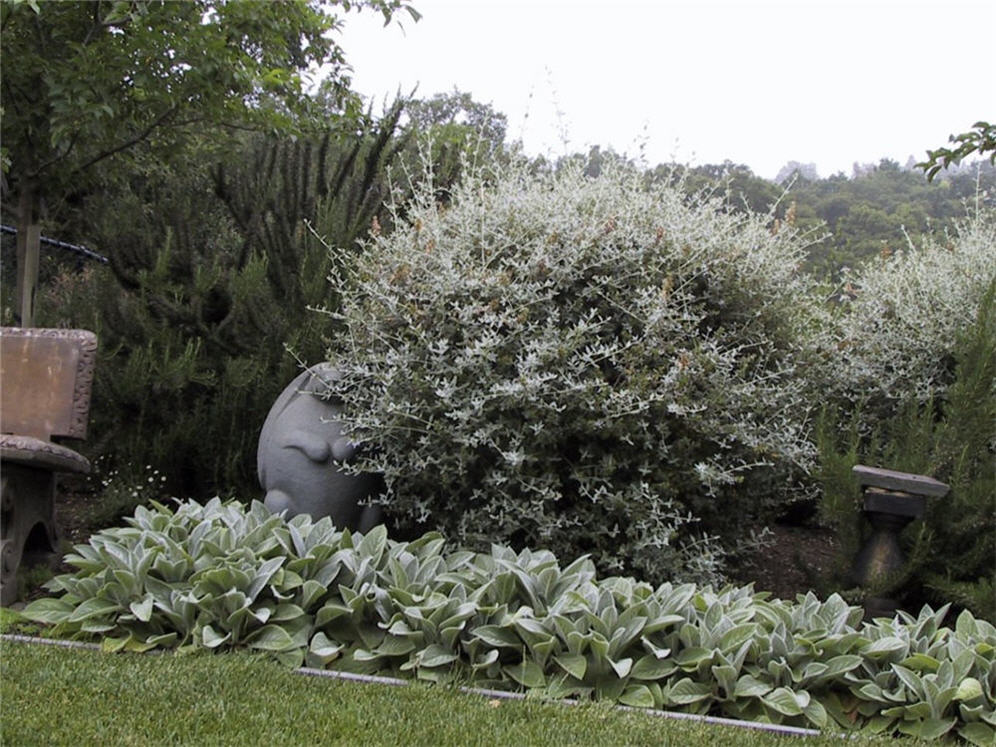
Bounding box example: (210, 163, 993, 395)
(829, 209, 996, 421)
(322, 159, 825, 583)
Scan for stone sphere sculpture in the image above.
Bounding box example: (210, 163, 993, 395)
(257, 364, 382, 531)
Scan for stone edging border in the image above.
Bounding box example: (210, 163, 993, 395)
(3, 634, 825, 738)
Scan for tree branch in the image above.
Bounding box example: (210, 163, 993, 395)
(71, 105, 179, 174)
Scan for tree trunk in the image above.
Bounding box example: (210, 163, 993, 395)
(14, 186, 41, 327)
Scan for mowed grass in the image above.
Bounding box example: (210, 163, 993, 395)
(1, 641, 927, 747)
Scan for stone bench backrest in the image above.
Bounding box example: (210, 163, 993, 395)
(0, 327, 97, 443)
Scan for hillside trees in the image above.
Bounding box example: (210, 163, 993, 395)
(0, 0, 418, 323)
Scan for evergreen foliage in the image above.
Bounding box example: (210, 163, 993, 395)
(817, 257, 996, 620)
(42, 107, 410, 501)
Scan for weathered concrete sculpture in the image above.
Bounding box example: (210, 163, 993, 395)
(1, 327, 97, 606)
(257, 365, 382, 531)
(850, 464, 949, 619)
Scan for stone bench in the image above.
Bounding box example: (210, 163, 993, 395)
(1, 327, 97, 606)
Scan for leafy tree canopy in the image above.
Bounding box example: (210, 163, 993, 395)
(918, 121, 996, 181)
(0, 0, 418, 201)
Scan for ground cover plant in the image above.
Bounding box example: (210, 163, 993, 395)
(21, 499, 996, 744)
(318, 158, 830, 585)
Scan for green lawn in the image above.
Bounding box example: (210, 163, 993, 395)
(1, 640, 928, 747)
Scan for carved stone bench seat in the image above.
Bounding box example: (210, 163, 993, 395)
(0, 435, 91, 474)
(1, 327, 97, 606)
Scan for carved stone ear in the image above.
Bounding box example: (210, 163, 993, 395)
(285, 430, 332, 463)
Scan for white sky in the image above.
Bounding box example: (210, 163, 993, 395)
(335, 0, 995, 180)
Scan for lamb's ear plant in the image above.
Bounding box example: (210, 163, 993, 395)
(22, 500, 996, 743)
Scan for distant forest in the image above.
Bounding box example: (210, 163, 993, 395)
(646, 156, 995, 279)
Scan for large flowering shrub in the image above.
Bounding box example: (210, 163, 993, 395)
(322, 161, 825, 584)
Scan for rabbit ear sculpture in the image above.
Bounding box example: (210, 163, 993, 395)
(257, 364, 382, 532)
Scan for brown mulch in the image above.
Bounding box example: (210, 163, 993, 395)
(729, 524, 844, 601)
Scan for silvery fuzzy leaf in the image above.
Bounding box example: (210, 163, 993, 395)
(959, 722, 996, 747)
(201, 624, 231, 649)
(891, 664, 925, 698)
(246, 624, 296, 652)
(609, 657, 633, 679)
(129, 595, 154, 623)
(315, 601, 351, 627)
(66, 597, 121, 623)
(504, 660, 546, 689)
(664, 678, 712, 706)
(733, 674, 772, 698)
(639, 636, 670, 660)
(472, 649, 500, 671)
(802, 698, 829, 728)
(898, 717, 957, 740)
(675, 646, 712, 671)
(630, 655, 677, 681)
(861, 636, 908, 660)
(618, 684, 656, 709)
(762, 686, 807, 717)
(643, 613, 686, 635)
(954, 677, 984, 703)
(554, 653, 587, 680)
(21, 597, 75, 624)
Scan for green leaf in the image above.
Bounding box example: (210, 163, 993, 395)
(21, 597, 75, 624)
(505, 660, 546, 689)
(733, 674, 772, 699)
(129, 596, 154, 623)
(66, 597, 121, 623)
(473, 625, 521, 648)
(955, 677, 984, 702)
(201, 624, 231, 649)
(609, 657, 633, 679)
(630, 654, 677, 681)
(245, 624, 296, 652)
(618, 684, 656, 709)
(762, 686, 807, 716)
(553, 653, 587, 680)
(960, 722, 996, 747)
(665, 678, 712, 705)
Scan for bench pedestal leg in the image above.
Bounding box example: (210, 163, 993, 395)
(0, 466, 62, 607)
